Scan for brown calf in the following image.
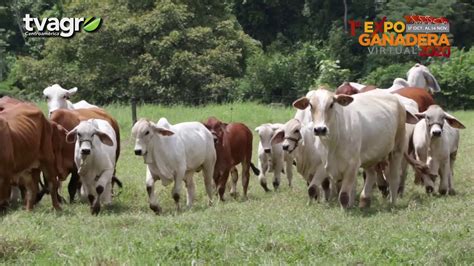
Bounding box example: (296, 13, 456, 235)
(203, 117, 259, 201)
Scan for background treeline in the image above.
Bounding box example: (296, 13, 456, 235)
(0, 0, 473, 108)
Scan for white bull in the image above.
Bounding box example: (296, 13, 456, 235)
(66, 119, 116, 215)
(132, 118, 216, 214)
(293, 88, 426, 209)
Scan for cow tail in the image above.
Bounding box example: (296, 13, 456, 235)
(250, 162, 260, 176)
(404, 152, 435, 177)
(112, 176, 123, 188)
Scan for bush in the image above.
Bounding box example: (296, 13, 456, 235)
(237, 42, 337, 104)
(430, 48, 474, 110)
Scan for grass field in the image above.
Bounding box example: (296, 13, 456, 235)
(1, 102, 473, 264)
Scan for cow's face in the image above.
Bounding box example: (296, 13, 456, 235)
(132, 119, 174, 157)
(66, 120, 113, 158)
(255, 124, 280, 153)
(271, 119, 302, 153)
(43, 84, 77, 115)
(203, 117, 226, 144)
(415, 105, 465, 138)
(293, 89, 353, 137)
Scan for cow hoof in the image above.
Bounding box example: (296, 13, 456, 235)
(448, 189, 456, 196)
(150, 204, 162, 215)
(378, 186, 389, 198)
(439, 188, 448, 196)
(359, 197, 371, 209)
(272, 181, 280, 190)
(425, 186, 434, 194)
(308, 185, 317, 200)
(91, 204, 100, 215)
(229, 192, 238, 198)
(260, 181, 270, 192)
(339, 192, 350, 209)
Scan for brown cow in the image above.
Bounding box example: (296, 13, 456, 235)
(336, 82, 435, 112)
(203, 117, 260, 201)
(49, 108, 121, 203)
(0, 97, 62, 210)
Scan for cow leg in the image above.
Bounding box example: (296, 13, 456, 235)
(229, 167, 239, 198)
(423, 157, 438, 194)
(95, 169, 114, 211)
(307, 174, 320, 204)
(68, 169, 80, 203)
(438, 160, 450, 196)
(202, 160, 214, 206)
(24, 169, 41, 211)
(241, 162, 251, 200)
(44, 169, 61, 211)
(387, 151, 403, 206)
(183, 171, 195, 209)
(398, 158, 409, 197)
(359, 167, 377, 209)
(0, 177, 11, 210)
(448, 152, 456, 195)
(217, 170, 230, 201)
(376, 169, 389, 198)
(339, 166, 358, 209)
(273, 161, 282, 191)
(146, 169, 161, 214)
(172, 170, 185, 212)
(258, 157, 270, 192)
(82, 176, 98, 215)
(285, 156, 293, 188)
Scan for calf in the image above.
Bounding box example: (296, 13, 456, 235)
(271, 119, 331, 202)
(293, 88, 427, 209)
(203, 117, 259, 200)
(132, 118, 216, 213)
(66, 119, 116, 214)
(412, 105, 465, 195)
(49, 108, 121, 203)
(255, 123, 292, 191)
(0, 97, 61, 210)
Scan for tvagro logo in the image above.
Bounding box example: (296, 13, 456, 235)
(23, 14, 102, 38)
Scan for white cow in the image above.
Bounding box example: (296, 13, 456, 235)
(255, 123, 293, 191)
(293, 88, 426, 209)
(271, 119, 331, 202)
(132, 118, 216, 214)
(407, 63, 441, 93)
(412, 105, 465, 195)
(43, 84, 97, 115)
(66, 119, 117, 215)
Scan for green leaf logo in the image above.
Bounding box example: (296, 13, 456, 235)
(83, 17, 102, 32)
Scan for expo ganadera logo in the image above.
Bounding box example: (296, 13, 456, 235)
(348, 15, 451, 57)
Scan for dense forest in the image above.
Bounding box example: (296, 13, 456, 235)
(0, 0, 473, 108)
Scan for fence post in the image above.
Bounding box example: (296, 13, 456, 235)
(131, 96, 137, 126)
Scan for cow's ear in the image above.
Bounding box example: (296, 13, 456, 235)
(270, 124, 282, 131)
(271, 130, 284, 145)
(405, 111, 419, 124)
(96, 131, 114, 146)
(334, 94, 353, 106)
(415, 112, 426, 120)
(152, 125, 174, 136)
(65, 128, 78, 143)
(254, 126, 261, 133)
(67, 87, 78, 96)
(423, 70, 441, 93)
(293, 97, 309, 110)
(444, 113, 465, 129)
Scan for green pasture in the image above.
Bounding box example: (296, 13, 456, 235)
(1, 103, 473, 264)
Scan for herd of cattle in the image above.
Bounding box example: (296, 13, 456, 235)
(0, 63, 466, 215)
